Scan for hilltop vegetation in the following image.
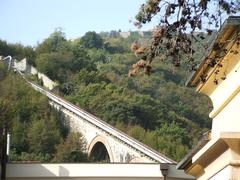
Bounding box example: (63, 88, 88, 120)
(0, 30, 212, 161)
(0, 62, 88, 162)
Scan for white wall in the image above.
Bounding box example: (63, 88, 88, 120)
(13, 58, 27, 72)
(37, 72, 57, 90)
(13, 58, 57, 90)
(6, 163, 193, 180)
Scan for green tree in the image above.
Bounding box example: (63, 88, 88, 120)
(0, 65, 64, 162)
(10, 149, 51, 162)
(103, 38, 129, 54)
(28, 119, 61, 156)
(53, 132, 88, 162)
(0, 63, 17, 179)
(0, 40, 10, 56)
(36, 52, 73, 82)
(11, 119, 29, 153)
(76, 69, 109, 85)
(127, 125, 146, 142)
(36, 30, 68, 54)
(0, 40, 36, 62)
(87, 49, 108, 63)
(0, 63, 16, 149)
(81, 31, 103, 49)
(70, 43, 96, 72)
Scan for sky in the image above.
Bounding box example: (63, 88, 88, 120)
(0, 0, 156, 46)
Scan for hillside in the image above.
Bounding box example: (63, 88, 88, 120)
(0, 30, 212, 161)
(0, 62, 87, 163)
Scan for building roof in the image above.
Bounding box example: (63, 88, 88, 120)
(178, 16, 240, 170)
(186, 16, 240, 87)
(176, 131, 210, 170)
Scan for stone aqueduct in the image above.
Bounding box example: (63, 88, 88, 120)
(29, 81, 174, 164)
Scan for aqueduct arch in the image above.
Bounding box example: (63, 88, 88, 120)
(88, 135, 114, 162)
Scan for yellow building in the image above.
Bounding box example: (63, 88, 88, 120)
(177, 16, 240, 179)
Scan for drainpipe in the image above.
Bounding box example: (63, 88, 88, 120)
(2, 56, 12, 70)
(1, 128, 7, 180)
(160, 163, 169, 180)
(6, 133, 11, 161)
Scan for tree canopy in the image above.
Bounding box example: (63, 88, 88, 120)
(81, 31, 104, 49)
(0, 62, 88, 163)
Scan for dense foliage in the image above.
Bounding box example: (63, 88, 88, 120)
(38, 30, 211, 161)
(0, 62, 88, 162)
(1, 29, 212, 161)
(0, 40, 35, 65)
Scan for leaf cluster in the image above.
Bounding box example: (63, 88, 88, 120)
(132, 0, 240, 72)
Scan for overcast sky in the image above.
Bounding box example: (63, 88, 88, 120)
(0, 0, 157, 46)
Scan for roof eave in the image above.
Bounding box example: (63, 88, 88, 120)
(186, 16, 240, 87)
(176, 131, 211, 170)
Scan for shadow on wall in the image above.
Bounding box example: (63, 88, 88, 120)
(6, 163, 57, 177)
(6, 163, 70, 178)
(59, 165, 69, 176)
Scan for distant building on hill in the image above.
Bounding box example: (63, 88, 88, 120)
(99, 30, 151, 39)
(119, 30, 151, 38)
(119, 31, 131, 38)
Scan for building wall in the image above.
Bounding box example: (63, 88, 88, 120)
(182, 22, 240, 180)
(37, 72, 57, 90)
(209, 165, 231, 180)
(197, 148, 231, 180)
(13, 58, 57, 90)
(197, 50, 240, 139)
(209, 54, 240, 139)
(13, 58, 27, 72)
(208, 165, 240, 180)
(119, 32, 131, 38)
(6, 163, 193, 180)
(191, 58, 240, 179)
(212, 91, 240, 139)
